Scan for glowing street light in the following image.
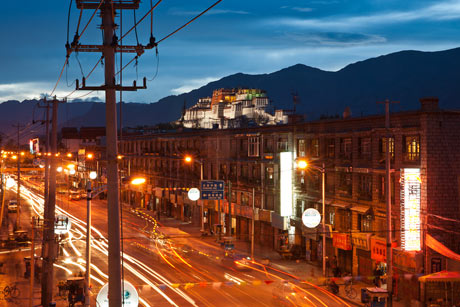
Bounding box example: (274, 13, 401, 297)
(11, 155, 17, 160)
(57, 166, 63, 173)
(184, 155, 193, 163)
(296, 159, 308, 170)
(67, 153, 73, 158)
(69, 169, 76, 175)
(67, 163, 76, 169)
(130, 177, 146, 185)
(86, 153, 94, 159)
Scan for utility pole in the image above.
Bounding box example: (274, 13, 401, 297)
(227, 181, 232, 236)
(85, 181, 92, 307)
(251, 187, 255, 259)
(29, 216, 38, 307)
(12, 123, 24, 230)
(378, 99, 398, 307)
(41, 97, 65, 307)
(69, 2, 154, 306)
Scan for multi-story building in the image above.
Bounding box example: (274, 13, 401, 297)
(120, 97, 460, 303)
(180, 88, 289, 129)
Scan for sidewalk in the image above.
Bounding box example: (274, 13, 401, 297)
(140, 210, 409, 307)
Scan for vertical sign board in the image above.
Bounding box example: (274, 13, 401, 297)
(400, 168, 421, 251)
(280, 152, 292, 217)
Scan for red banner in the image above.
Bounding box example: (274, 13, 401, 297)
(333, 233, 352, 250)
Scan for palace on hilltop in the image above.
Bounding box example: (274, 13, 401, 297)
(179, 88, 292, 129)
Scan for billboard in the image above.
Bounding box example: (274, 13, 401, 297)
(400, 168, 421, 251)
(29, 138, 39, 154)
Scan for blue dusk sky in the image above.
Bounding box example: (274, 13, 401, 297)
(1, 0, 460, 103)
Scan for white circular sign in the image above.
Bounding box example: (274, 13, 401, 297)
(188, 188, 200, 201)
(302, 208, 321, 228)
(97, 280, 139, 307)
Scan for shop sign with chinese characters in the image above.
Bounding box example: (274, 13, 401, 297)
(333, 233, 352, 250)
(400, 168, 421, 251)
(371, 237, 386, 262)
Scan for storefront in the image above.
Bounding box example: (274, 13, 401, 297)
(352, 232, 372, 278)
(333, 233, 352, 274)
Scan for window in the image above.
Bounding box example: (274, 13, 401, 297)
(297, 139, 306, 157)
(359, 137, 371, 159)
(358, 175, 372, 201)
(310, 138, 320, 157)
(404, 135, 420, 161)
(338, 172, 352, 197)
(340, 138, 352, 159)
(241, 193, 249, 206)
(248, 137, 260, 157)
(277, 137, 288, 152)
(264, 138, 273, 152)
(327, 138, 335, 158)
(380, 137, 395, 161)
(362, 215, 372, 232)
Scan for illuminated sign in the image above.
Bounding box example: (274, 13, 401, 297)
(54, 215, 71, 235)
(400, 168, 421, 251)
(29, 138, 39, 154)
(280, 152, 292, 217)
(97, 280, 139, 307)
(188, 188, 200, 201)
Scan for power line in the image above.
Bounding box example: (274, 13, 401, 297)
(118, 0, 163, 42)
(157, 0, 223, 44)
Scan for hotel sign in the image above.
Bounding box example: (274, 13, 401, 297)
(400, 168, 421, 251)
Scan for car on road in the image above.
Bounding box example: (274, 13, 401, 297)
(7, 200, 18, 213)
(69, 190, 83, 201)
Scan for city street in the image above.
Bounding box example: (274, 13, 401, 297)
(8, 178, 353, 307)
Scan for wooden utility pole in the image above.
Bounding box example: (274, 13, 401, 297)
(12, 123, 24, 229)
(41, 97, 65, 307)
(377, 99, 399, 307)
(69, 2, 155, 305)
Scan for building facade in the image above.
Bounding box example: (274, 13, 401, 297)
(120, 97, 460, 303)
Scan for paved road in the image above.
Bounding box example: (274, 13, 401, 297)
(13, 179, 352, 307)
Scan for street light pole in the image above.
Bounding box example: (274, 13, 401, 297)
(200, 162, 204, 232)
(85, 180, 92, 307)
(321, 163, 326, 278)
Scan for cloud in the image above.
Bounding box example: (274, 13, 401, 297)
(270, 0, 460, 30)
(282, 6, 313, 13)
(171, 77, 220, 95)
(0, 82, 105, 102)
(170, 8, 249, 16)
(282, 32, 387, 46)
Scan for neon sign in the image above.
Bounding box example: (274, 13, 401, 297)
(400, 168, 421, 251)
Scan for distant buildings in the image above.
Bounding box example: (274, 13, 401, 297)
(179, 88, 292, 129)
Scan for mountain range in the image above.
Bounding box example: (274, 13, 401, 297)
(2, 47, 460, 142)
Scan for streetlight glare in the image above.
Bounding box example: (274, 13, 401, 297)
(12, 155, 17, 160)
(87, 153, 94, 159)
(67, 163, 76, 169)
(69, 169, 76, 175)
(89, 171, 97, 180)
(131, 177, 146, 185)
(67, 153, 73, 158)
(184, 155, 192, 163)
(57, 166, 63, 173)
(297, 160, 308, 170)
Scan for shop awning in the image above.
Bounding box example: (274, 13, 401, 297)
(330, 201, 351, 209)
(350, 205, 370, 214)
(419, 271, 460, 283)
(426, 234, 460, 262)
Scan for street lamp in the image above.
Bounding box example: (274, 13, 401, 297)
(297, 159, 326, 278)
(184, 155, 204, 232)
(85, 171, 97, 307)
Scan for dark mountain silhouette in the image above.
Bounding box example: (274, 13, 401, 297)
(2, 47, 460, 142)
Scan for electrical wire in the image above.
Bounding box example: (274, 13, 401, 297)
(157, 0, 223, 45)
(75, 52, 85, 78)
(147, 47, 160, 82)
(75, 0, 103, 44)
(50, 57, 69, 97)
(118, 0, 162, 42)
(66, 0, 73, 45)
(133, 10, 140, 45)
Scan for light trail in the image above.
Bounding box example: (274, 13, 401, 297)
(11, 180, 186, 306)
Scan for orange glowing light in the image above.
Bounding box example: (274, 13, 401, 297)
(86, 153, 93, 159)
(67, 153, 73, 158)
(184, 156, 192, 163)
